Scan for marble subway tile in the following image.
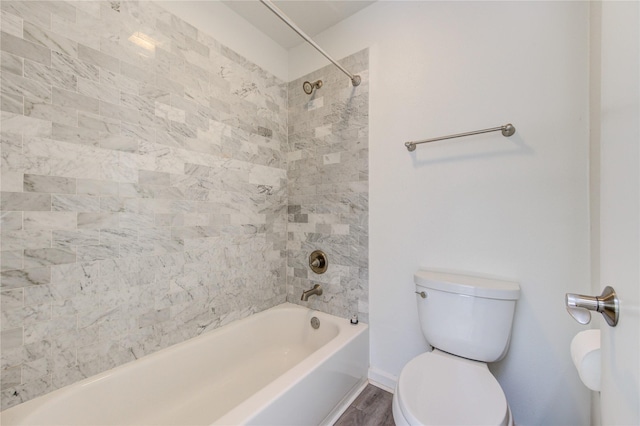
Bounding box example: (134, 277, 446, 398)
(0, 327, 23, 350)
(121, 121, 156, 144)
(0, 365, 21, 390)
(51, 50, 99, 81)
(155, 213, 183, 227)
(75, 244, 119, 263)
(78, 111, 119, 134)
(99, 135, 139, 153)
(1, 91, 23, 114)
(118, 183, 154, 199)
(52, 229, 100, 248)
(40, 1, 76, 23)
(23, 248, 76, 268)
(0, 30, 50, 66)
(76, 179, 118, 197)
(77, 213, 118, 229)
(1, 3, 50, 28)
(1, 211, 23, 231)
(101, 151, 138, 183)
(23, 315, 76, 345)
(1, 266, 50, 289)
(155, 102, 186, 123)
(23, 135, 107, 165)
(1, 251, 23, 271)
(21, 357, 52, 383)
(24, 174, 76, 194)
(100, 68, 138, 94)
(139, 170, 171, 186)
(23, 61, 76, 94)
(1, 302, 50, 330)
(77, 44, 119, 74)
(22, 21, 77, 58)
(1, 51, 23, 76)
(24, 99, 78, 127)
(50, 261, 100, 287)
(1, 192, 51, 211)
(119, 213, 154, 229)
(50, 9, 99, 51)
(77, 80, 119, 105)
(0, 10, 23, 38)
(138, 308, 170, 328)
(99, 101, 150, 128)
(23, 212, 76, 230)
(52, 195, 100, 212)
(1, 229, 51, 251)
(0, 288, 24, 311)
(52, 87, 99, 115)
(98, 196, 135, 213)
(121, 92, 155, 115)
(1, 71, 52, 103)
(0, 377, 53, 411)
(0, 338, 50, 372)
(120, 61, 152, 84)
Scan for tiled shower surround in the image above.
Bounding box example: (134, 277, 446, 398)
(286, 51, 369, 322)
(0, 1, 368, 410)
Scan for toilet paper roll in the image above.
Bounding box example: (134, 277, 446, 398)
(570, 329, 601, 392)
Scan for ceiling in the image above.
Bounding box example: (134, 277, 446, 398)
(222, 0, 376, 49)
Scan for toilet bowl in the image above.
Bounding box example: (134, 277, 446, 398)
(392, 350, 513, 426)
(393, 270, 520, 426)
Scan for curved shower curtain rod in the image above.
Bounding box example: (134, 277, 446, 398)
(259, 0, 361, 87)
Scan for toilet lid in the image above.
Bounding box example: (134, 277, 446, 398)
(397, 351, 509, 426)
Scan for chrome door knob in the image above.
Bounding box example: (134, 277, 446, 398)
(565, 286, 619, 327)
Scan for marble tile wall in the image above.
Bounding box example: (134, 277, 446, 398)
(0, 1, 288, 410)
(286, 50, 369, 323)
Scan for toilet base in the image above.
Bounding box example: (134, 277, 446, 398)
(392, 389, 410, 426)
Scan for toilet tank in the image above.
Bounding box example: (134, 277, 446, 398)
(415, 270, 520, 363)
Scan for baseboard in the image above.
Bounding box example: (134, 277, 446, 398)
(368, 367, 397, 394)
(320, 378, 368, 426)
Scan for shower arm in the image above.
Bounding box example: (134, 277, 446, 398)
(259, 0, 361, 87)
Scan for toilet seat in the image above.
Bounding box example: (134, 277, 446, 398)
(395, 350, 510, 426)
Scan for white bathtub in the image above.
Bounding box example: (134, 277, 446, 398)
(1, 303, 369, 426)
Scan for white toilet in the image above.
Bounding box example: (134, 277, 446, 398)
(392, 270, 520, 426)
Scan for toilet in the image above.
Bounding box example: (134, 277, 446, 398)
(392, 270, 520, 426)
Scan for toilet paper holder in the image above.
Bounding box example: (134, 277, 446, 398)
(565, 286, 619, 327)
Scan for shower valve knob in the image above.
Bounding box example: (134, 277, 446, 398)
(309, 250, 328, 274)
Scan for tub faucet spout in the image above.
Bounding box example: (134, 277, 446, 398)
(301, 284, 323, 301)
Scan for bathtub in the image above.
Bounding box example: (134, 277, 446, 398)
(1, 303, 369, 426)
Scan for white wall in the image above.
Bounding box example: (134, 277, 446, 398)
(158, 1, 289, 81)
(289, 2, 592, 425)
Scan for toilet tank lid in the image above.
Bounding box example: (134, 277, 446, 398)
(415, 270, 520, 300)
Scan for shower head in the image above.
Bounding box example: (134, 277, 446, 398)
(303, 80, 323, 95)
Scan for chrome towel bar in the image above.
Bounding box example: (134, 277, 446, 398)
(405, 123, 516, 152)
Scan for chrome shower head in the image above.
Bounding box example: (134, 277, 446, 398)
(303, 80, 323, 95)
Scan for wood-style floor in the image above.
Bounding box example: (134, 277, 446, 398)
(334, 384, 395, 426)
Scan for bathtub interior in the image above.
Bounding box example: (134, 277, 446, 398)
(1, 303, 368, 426)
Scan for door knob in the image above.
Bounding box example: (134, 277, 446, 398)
(565, 286, 619, 327)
